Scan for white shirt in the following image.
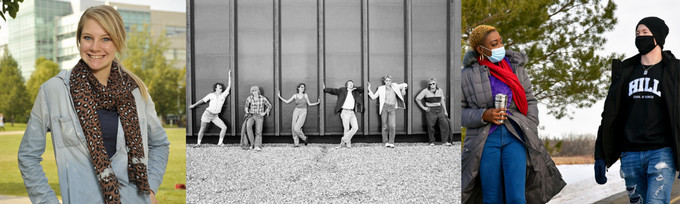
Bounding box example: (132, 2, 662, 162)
(202, 92, 228, 114)
(341, 89, 355, 109)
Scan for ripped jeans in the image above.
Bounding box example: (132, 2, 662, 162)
(620, 147, 676, 204)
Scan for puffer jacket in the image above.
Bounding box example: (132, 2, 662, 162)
(595, 51, 680, 168)
(461, 50, 565, 203)
(18, 69, 170, 204)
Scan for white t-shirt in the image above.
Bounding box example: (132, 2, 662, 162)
(202, 92, 227, 114)
(341, 89, 355, 109)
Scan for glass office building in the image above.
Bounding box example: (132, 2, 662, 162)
(8, 0, 72, 79)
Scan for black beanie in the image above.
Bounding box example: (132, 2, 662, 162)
(637, 16, 669, 49)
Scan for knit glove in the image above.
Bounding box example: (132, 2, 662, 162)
(594, 159, 607, 184)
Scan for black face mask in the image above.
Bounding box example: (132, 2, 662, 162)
(636, 36, 657, 55)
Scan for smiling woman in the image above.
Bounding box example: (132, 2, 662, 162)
(18, 5, 169, 204)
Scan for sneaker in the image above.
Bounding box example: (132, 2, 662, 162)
(388, 143, 395, 148)
(346, 143, 352, 148)
(430, 143, 435, 146)
(444, 142, 452, 146)
(255, 147, 262, 151)
(304, 139, 308, 146)
(217, 143, 225, 147)
(385, 143, 390, 148)
(192, 144, 201, 148)
(294, 145, 300, 148)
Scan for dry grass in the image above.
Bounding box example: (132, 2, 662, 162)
(552, 155, 595, 165)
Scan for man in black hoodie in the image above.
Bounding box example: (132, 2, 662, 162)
(595, 16, 680, 203)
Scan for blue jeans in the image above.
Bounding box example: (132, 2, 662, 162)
(480, 125, 526, 204)
(620, 147, 676, 204)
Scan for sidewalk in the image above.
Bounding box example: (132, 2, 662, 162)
(0, 131, 23, 136)
(0, 195, 31, 204)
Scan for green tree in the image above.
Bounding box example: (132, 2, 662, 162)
(0, 47, 30, 125)
(1, 0, 24, 21)
(121, 25, 183, 125)
(463, 0, 623, 119)
(26, 57, 60, 105)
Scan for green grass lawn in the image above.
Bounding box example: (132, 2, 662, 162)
(0, 124, 186, 203)
(1, 123, 27, 132)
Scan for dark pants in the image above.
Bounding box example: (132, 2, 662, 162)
(426, 106, 450, 143)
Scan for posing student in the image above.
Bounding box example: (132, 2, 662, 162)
(367, 75, 408, 148)
(243, 86, 272, 151)
(323, 80, 364, 148)
(415, 78, 451, 146)
(277, 83, 320, 147)
(189, 70, 232, 146)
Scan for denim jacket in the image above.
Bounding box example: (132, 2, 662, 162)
(18, 69, 170, 204)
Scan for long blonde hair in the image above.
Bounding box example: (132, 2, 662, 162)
(77, 5, 149, 100)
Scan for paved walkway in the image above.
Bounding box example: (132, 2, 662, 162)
(0, 195, 31, 204)
(596, 179, 680, 203)
(0, 131, 23, 136)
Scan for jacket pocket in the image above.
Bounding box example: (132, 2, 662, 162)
(55, 117, 82, 148)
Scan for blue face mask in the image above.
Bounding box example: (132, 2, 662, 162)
(480, 46, 506, 63)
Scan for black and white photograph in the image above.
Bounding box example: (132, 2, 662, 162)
(185, 0, 461, 203)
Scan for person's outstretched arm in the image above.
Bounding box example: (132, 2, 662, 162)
(366, 82, 378, 99)
(306, 94, 320, 106)
(277, 90, 295, 104)
(220, 69, 232, 99)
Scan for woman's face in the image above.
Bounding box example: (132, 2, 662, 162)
(215, 84, 223, 93)
(298, 85, 305, 93)
(79, 18, 117, 72)
(477, 30, 503, 57)
(251, 88, 260, 96)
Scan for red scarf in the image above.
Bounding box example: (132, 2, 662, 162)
(479, 58, 528, 116)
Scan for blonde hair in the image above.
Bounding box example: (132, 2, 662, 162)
(77, 5, 149, 100)
(468, 25, 497, 55)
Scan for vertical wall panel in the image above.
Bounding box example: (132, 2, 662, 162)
(237, 0, 275, 135)
(324, 0, 363, 135)
(280, 0, 319, 135)
(411, 0, 448, 134)
(190, 0, 232, 135)
(367, 1, 405, 135)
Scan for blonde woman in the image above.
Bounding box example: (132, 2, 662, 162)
(277, 83, 320, 147)
(18, 5, 169, 204)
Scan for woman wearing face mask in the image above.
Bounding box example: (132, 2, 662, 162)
(595, 17, 680, 203)
(277, 83, 320, 147)
(460, 25, 564, 204)
(18, 5, 169, 204)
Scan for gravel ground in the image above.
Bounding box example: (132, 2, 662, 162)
(186, 142, 461, 203)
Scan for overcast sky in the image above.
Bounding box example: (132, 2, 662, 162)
(538, 0, 680, 138)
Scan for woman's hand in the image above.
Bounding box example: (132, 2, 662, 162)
(482, 108, 507, 125)
(150, 190, 159, 204)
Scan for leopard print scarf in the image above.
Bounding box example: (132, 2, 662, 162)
(69, 60, 150, 203)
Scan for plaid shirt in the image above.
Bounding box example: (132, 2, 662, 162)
(245, 95, 272, 115)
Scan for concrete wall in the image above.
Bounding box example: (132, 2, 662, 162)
(187, 0, 461, 138)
